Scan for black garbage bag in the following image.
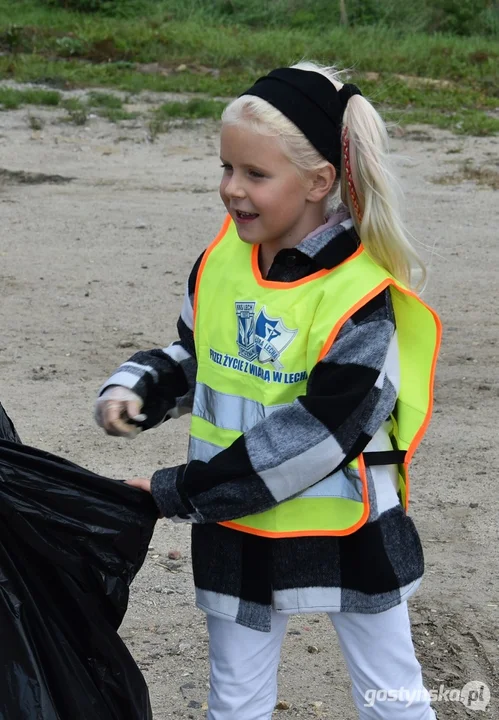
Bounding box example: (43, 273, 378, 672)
(0, 404, 158, 720)
(0, 402, 21, 443)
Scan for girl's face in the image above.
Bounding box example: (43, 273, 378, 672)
(219, 124, 321, 255)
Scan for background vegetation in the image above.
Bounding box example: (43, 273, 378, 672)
(37, 0, 499, 36)
(0, 0, 497, 134)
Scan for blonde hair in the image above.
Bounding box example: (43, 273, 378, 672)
(222, 62, 426, 290)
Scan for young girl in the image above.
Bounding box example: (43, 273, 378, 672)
(96, 63, 441, 719)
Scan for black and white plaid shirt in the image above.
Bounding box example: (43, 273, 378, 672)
(101, 216, 425, 632)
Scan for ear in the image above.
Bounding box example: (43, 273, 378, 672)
(306, 164, 336, 203)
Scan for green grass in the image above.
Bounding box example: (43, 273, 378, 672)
(431, 159, 499, 189)
(60, 92, 136, 122)
(0, 53, 254, 95)
(96, 106, 137, 122)
(65, 106, 88, 124)
(0, 86, 60, 109)
(27, 112, 44, 129)
(155, 98, 227, 120)
(2, 0, 498, 36)
(0, 1, 498, 134)
(147, 98, 227, 137)
(1, 54, 496, 134)
(1, 11, 497, 87)
(61, 96, 86, 111)
(384, 108, 499, 136)
(86, 90, 123, 108)
(0, 85, 138, 123)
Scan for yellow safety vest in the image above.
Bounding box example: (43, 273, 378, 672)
(190, 216, 441, 538)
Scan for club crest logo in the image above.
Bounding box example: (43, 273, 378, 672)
(235, 301, 297, 370)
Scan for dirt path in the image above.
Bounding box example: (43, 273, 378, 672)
(1, 90, 498, 718)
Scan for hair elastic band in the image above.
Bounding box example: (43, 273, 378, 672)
(241, 67, 362, 172)
(342, 126, 363, 223)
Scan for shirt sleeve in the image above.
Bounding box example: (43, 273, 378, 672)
(99, 252, 204, 430)
(150, 288, 400, 521)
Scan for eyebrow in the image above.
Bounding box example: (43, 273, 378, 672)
(219, 158, 268, 172)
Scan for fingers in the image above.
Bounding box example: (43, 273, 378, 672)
(95, 387, 147, 437)
(101, 400, 141, 437)
(124, 400, 144, 422)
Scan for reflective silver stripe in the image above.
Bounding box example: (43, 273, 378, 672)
(188, 436, 225, 463)
(299, 469, 362, 502)
(190, 382, 361, 506)
(192, 382, 288, 433)
(189, 438, 361, 503)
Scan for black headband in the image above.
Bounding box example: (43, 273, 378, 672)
(241, 68, 362, 172)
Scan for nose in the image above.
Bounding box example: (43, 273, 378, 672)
(223, 173, 246, 199)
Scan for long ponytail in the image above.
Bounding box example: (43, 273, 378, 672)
(292, 62, 426, 290)
(341, 95, 426, 289)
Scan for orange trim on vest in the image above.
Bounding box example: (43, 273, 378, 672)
(404, 302, 442, 466)
(193, 214, 232, 328)
(194, 216, 365, 299)
(218, 453, 370, 538)
(402, 300, 442, 509)
(318, 278, 442, 513)
(251, 242, 364, 289)
(193, 215, 441, 530)
(403, 463, 411, 511)
(318, 278, 393, 362)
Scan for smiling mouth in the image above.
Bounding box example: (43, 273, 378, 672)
(234, 210, 259, 222)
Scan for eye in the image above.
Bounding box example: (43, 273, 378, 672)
(249, 169, 265, 179)
(220, 163, 232, 172)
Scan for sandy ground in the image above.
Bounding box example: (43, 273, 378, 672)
(0, 87, 498, 719)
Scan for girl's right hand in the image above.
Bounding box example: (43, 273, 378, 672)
(94, 386, 147, 438)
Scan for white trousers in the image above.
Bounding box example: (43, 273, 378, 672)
(206, 602, 437, 720)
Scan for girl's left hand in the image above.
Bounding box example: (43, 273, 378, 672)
(125, 477, 151, 493)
